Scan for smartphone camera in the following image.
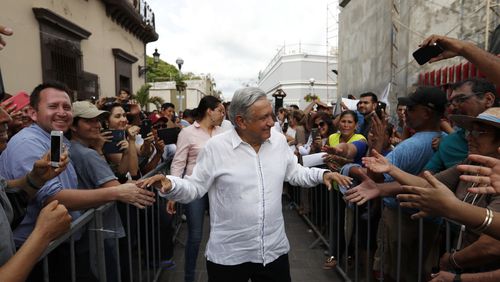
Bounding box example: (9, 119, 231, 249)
(412, 43, 444, 65)
(50, 130, 63, 167)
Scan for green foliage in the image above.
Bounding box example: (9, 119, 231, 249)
(135, 84, 164, 110)
(135, 84, 152, 109)
(149, 96, 165, 110)
(303, 94, 319, 102)
(146, 57, 179, 82)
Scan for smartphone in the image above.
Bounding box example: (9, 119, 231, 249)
(140, 119, 152, 137)
(311, 128, 319, 140)
(157, 128, 180, 145)
(122, 103, 131, 113)
(102, 130, 126, 154)
(1, 91, 30, 112)
(412, 43, 444, 65)
(375, 102, 387, 119)
(50, 130, 63, 167)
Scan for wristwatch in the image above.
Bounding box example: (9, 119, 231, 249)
(453, 273, 461, 282)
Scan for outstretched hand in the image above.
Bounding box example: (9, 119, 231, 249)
(457, 148, 500, 194)
(344, 171, 379, 205)
(115, 183, 155, 209)
(322, 172, 352, 190)
(136, 174, 172, 194)
(397, 171, 457, 220)
(362, 149, 391, 174)
(419, 34, 470, 64)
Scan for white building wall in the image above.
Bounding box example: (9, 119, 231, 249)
(258, 52, 338, 109)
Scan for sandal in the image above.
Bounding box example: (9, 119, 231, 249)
(323, 256, 337, 270)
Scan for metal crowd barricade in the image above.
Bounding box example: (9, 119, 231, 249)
(36, 161, 173, 282)
(288, 182, 459, 282)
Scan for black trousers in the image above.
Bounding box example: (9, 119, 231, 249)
(206, 253, 291, 282)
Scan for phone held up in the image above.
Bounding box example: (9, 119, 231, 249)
(140, 119, 152, 137)
(412, 43, 444, 65)
(50, 130, 63, 167)
(1, 91, 30, 112)
(311, 128, 319, 140)
(102, 130, 126, 154)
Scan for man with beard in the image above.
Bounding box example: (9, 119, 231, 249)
(424, 78, 498, 174)
(356, 92, 378, 138)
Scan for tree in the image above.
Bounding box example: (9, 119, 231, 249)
(135, 84, 165, 111)
(146, 56, 202, 82)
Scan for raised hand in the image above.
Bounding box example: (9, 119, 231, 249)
(457, 149, 500, 194)
(29, 150, 70, 187)
(419, 34, 469, 64)
(362, 149, 392, 174)
(397, 171, 457, 220)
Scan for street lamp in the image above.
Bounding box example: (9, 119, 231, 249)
(153, 48, 160, 66)
(176, 58, 184, 71)
(138, 48, 161, 77)
(175, 57, 185, 111)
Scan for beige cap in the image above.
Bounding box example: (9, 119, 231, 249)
(72, 101, 109, 119)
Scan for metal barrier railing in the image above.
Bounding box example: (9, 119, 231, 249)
(287, 182, 459, 282)
(36, 161, 173, 282)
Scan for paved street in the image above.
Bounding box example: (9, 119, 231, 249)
(159, 200, 342, 282)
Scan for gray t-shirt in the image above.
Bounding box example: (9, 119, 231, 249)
(0, 179, 15, 266)
(70, 141, 124, 238)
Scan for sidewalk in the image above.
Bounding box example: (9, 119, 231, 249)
(159, 200, 342, 282)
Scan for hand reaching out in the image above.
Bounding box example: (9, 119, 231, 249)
(397, 171, 457, 220)
(344, 172, 380, 205)
(136, 174, 172, 194)
(457, 148, 500, 194)
(362, 149, 392, 174)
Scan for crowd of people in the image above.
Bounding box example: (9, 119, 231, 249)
(2, 21, 500, 282)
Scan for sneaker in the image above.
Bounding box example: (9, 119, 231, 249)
(323, 256, 337, 270)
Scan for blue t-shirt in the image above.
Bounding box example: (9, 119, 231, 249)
(383, 131, 445, 209)
(70, 141, 124, 239)
(424, 128, 468, 173)
(0, 124, 79, 246)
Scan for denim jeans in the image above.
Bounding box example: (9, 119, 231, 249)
(184, 194, 208, 282)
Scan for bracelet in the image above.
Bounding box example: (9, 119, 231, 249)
(473, 208, 494, 233)
(449, 251, 462, 271)
(26, 173, 42, 190)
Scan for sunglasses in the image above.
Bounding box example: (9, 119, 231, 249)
(465, 129, 491, 138)
(313, 121, 326, 128)
(152, 123, 167, 130)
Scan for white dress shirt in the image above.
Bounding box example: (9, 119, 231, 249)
(162, 127, 327, 266)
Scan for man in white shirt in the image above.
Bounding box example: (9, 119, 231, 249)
(138, 87, 352, 282)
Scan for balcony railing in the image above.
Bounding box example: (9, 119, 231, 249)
(102, 0, 159, 43)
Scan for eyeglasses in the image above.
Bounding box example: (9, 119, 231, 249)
(152, 123, 166, 130)
(449, 92, 483, 106)
(313, 121, 326, 128)
(465, 129, 491, 138)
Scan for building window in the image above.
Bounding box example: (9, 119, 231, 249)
(33, 8, 96, 100)
(112, 49, 138, 96)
